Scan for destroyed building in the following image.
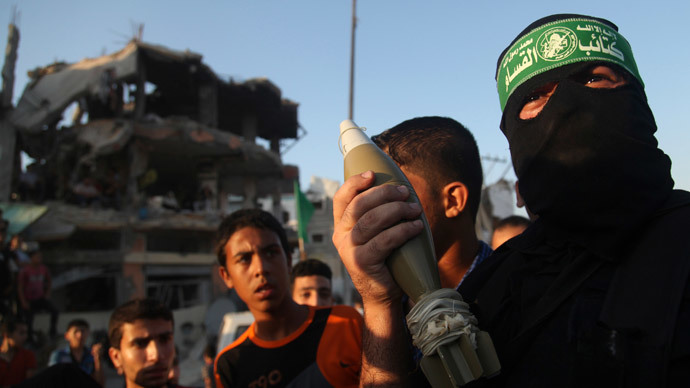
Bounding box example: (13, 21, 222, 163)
(2, 39, 304, 314)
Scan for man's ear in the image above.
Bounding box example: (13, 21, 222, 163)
(109, 347, 123, 375)
(442, 182, 469, 218)
(218, 265, 234, 289)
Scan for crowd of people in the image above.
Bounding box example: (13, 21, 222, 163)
(2, 11, 689, 388)
(0, 204, 352, 388)
(0, 207, 351, 388)
(0, 213, 60, 341)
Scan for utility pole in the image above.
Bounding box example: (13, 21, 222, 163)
(348, 0, 357, 120)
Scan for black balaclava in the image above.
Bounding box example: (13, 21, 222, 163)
(497, 14, 673, 258)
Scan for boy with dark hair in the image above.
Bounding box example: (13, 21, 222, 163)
(214, 208, 362, 388)
(372, 116, 490, 289)
(372, 116, 483, 220)
(291, 258, 334, 307)
(490, 215, 530, 250)
(368, 116, 492, 383)
(108, 298, 175, 388)
(0, 317, 35, 386)
(48, 318, 104, 386)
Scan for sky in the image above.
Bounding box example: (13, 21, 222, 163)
(2, 1, 689, 195)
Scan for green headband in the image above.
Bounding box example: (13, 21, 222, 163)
(496, 18, 643, 111)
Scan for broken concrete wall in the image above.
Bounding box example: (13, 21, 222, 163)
(7, 38, 304, 313)
(0, 24, 20, 201)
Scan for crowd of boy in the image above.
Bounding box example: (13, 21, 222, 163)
(0, 214, 63, 388)
(0, 205, 354, 388)
(0, 217, 59, 345)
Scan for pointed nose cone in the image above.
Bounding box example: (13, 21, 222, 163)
(339, 119, 370, 157)
(339, 119, 358, 134)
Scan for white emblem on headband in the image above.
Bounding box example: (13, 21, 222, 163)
(537, 27, 577, 61)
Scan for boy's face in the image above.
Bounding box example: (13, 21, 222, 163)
(7, 323, 28, 348)
(30, 251, 42, 265)
(399, 167, 446, 254)
(292, 275, 333, 307)
(109, 318, 174, 388)
(9, 235, 20, 250)
(218, 226, 292, 314)
(65, 325, 89, 349)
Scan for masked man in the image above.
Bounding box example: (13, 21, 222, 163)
(457, 13, 690, 387)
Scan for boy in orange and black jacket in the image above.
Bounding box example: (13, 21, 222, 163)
(214, 209, 362, 388)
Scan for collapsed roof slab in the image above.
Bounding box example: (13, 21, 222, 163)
(11, 41, 299, 142)
(69, 116, 285, 198)
(73, 116, 282, 168)
(133, 117, 280, 164)
(12, 42, 141, 134)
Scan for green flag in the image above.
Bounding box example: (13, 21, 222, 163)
(294, 180, 315, 243)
